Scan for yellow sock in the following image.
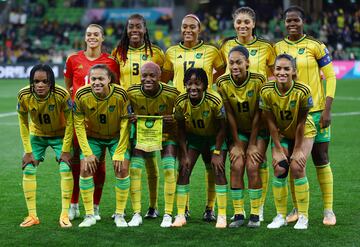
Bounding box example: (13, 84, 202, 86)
(289, 170, 298, 209)
(79, 176, 94, 215)
(259, 162, 269, 207)
(59, 162, 73, 217)
(316, 164, 333, 210)
(23, 165, 37, 217)
(205, 163, 216, 210)
(272, 177, 288, 217)
(249, 188, 262, 216)
(145, 155, 159, 209)
(215, 184, 227, 216)
(294, 177, 309, 217)
(115, 176, 130, 214)
(162, 157, 176, 215)
(176, 184, 189, 215)
(231, 189, 244, 215)
(130, 157, 145, 214)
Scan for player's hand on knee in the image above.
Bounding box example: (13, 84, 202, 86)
(84, 154, 98, 173)
(211, 154, 225, 174)
(113, 160, 123, 173)
(22, 153, 36, 169)
(129, 114, 137, 123)
(246, 144, 263, 165)
(59, 152, 72, 166)
(229, 142, 245, 163)
(272, 148, 287, 167)
(290, 149, 306, 168)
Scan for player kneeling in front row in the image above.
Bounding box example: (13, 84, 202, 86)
(127, 62, 180, 227)
(172, 68, 228, 228)
(18, 64, 74, 228)
(73, 64, 131, 228)
(260, 54, 315, 230)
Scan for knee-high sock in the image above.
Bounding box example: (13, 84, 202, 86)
(205, 163, 216, 210)
(162, 157, 176, 215)
(130, 157, 145, 214)
(145, 155, 159, 209)
(289, 170, 298, 209)
(115, 176, 130, 215)
(259, 162, 269, 207)
(79, 176, 94, 215)
(176, 184, 189, 215)
(272, 177, 288, 217)
(215, 184, 227, 216)
(59, 162, 73, 217)
(294, 177, 309, 217)
(71, 163, 80, 204)
(23, 164, 37, 217)
(249, 188, 262, 216)
(93, 160, 106, 205)
(316, 164, 333, 211)
(231, 189, 244, 215)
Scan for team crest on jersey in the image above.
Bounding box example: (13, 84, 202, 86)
(195, 53, 203, 59)
(142, 54, 148, 60)
(109, 105, 116, 112)
(298, 48, 305, 55)
(202, 111, 209, 118)
(159, 104, 166, 112)
(48, 105, 55, 111)
(177, 55, 183, 59)
(250, 50, 257, 56)
(230, 94, 235, 98)
(290, 100, 297, 108)
(247, 90, 254, 97)
(145, 119, 155, 128)
(90, 107, 96, 112)
(31, 108, 36, 113)
(77, 64, 83, 69)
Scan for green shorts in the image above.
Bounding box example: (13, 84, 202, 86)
(187, 133, 227, 152)
(271, 137, 293, 150)
(309, 111, 331, 143)
(231, 129, 270, 143)
(80, 137, 131, 160)
(30, 135, 64, 162)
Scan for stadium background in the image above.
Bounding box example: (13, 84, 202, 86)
(0, 0, 360, 246)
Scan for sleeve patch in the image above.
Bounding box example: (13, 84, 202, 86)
(307, 96, 313, 108)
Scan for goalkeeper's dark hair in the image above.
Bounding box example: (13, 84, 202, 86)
(183, 67, 208, 89)
(29, 64, 55, 93)
(114, 14, 153, 65)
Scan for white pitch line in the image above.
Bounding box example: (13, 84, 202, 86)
(0, 112, 17, 118)
(332, 112, 360, 117)
(336, 96, 360, 101)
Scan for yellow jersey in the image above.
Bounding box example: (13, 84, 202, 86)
(111, 44, 165, 89)
(174, 89, 225, 136)
(17, 85, 73, 153)
(216, 72, 265, 133)
(220, 36, 275, 79)
(163, 41, 225, 92)
(127, 83, 180, 140)
(73, 84, 130, 159)
(274, 35, 336, 112)
(259, 81, 313, 139)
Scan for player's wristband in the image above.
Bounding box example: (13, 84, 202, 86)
(213, 149, 221, 155)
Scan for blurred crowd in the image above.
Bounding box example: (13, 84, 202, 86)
(1, 2, 360, 64)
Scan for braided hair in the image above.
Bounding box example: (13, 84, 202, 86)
(29, 64, 55, 93)
(114, 14, 153, 65)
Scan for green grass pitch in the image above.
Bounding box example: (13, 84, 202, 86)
(0, 78, 359, 246)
